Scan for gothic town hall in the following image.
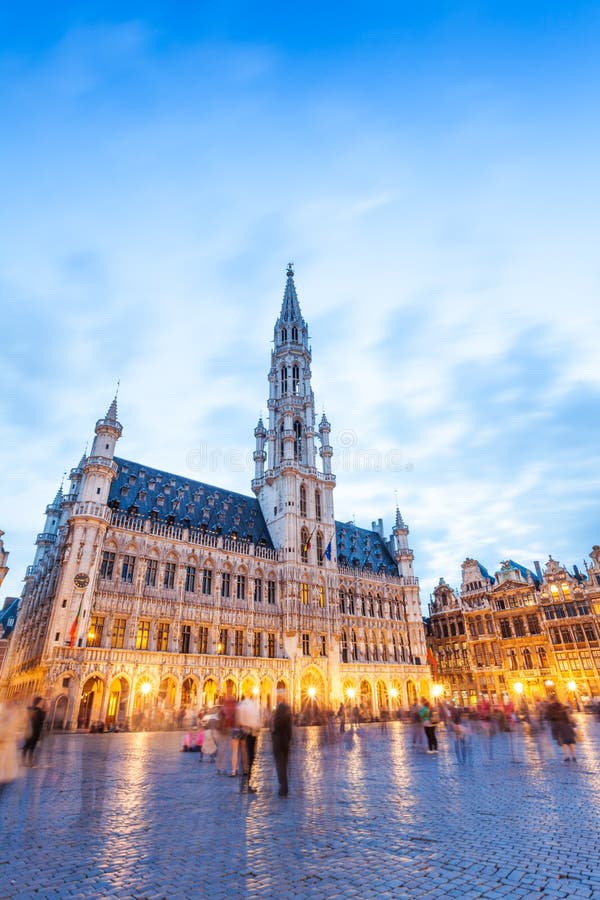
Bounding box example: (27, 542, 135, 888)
(1, 267, 428, 730)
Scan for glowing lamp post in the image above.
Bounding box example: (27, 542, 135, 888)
(431, 684, 444, 700)
(567, 680, 579, 711)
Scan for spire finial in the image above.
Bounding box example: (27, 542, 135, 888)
(287, 261, 294, 277)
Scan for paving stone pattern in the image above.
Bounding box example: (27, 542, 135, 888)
(2, 717, 600, 899)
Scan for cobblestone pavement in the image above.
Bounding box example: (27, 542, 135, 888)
(2, 715, 600, 899)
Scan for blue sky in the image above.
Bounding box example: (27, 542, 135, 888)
(1, 2, 599, 607)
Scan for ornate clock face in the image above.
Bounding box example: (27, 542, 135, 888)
(74, 572, 90, 589)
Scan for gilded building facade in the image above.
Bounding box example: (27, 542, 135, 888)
(0, 267, 428, 729)
(428, 549, 600, 705)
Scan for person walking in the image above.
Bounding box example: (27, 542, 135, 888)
(546, 695, 578, 762)
(337, 703, 346, 734)
(271, 692, 293, 797)
(22, 696, 46, 767)
(0, 701, 20, 792)
(419, 698, 438, 754)
(237, 693, 261, 793)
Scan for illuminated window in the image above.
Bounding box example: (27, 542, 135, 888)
(157, 622, 170, 651)
(301, 583, 309, 604)
(111, 618, 126, 649)
(302, 633, 310, 656)
(180, 624, 191, 653)
(136, 619, 150, 650)
(318, 585, 325, 607)
(86, 615, 104, 648)
(267, 632, 276, 658)
(234, 630, 244, 656)
(253, 631, 262, 657)
(300, 528, 309, 563)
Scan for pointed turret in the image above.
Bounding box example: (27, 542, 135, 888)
(80, 393, 123, 505)
(279, 263, 305, 325)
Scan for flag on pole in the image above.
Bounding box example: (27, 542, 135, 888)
(426, 646, 438, 674)
(322, 541, 332, 561)
(69, 601, 82, 648)
(303, 527, 316, 553)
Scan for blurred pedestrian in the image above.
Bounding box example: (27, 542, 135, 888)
(0, 701, 20, 791)
(419, 698, 438, 754)
(546, 696, 578, 763)
(22, 696, 46, 767)
(271, 691, 292, 797)
(238, 693, 261, 793)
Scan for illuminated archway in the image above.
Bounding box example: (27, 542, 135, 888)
(77, 675, 105, 729)
(107, 676, 130, 728)
(360, 680, 373, 720)
(300, 668, 325, 724)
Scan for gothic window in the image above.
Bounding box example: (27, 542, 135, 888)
(180, 624, 191, 654)
(121, 555, 136, 584)
(341, 630, 348, 662)
(315, 490, 321, 521)
(111, 618, 126, 649)
(537, 646, 548, 667)
(221, 572, 231, 598)
(236, 574, 246, 600)
(280, 422, 285, 460)
(339, 590, 346, 614)
(361, 596, 367, 616)
(507, 648, 518, 670)
(202, 568, 213, 595)
(267, 632, 276, 658)
(254, 578, 263, 602)
(300, 528, 309, 563)
(218, 628, 228, 655)
(321, 635, 327, 656)
(291, 325, 298, 342)
(136, 619, 150, 650)
(267, 579, 276, 604)
(293, 421, 303, 460)
(145, 559, 158, 587)
(281, 366, 288, 394)
(253, 631, 262, 657)
(351, 630, 358, 660)
(392, 636, 398, 661)
(369, 596, 375, 617)
(198, 626, 208, 654)
(316, 532, 323, 565)
(364, 636, 370, 661)
(281, 327, 287, 342)
(318, 585, 325, 607)
(292, 364, 300, 393)
(523, 648, 533, 669)
(157, 622, 170, 651)
(100, 551, 115, 580)
(377, 596, 383, 618)
(163, 562, 176, 590)
(234, 630, 244, 656)
(348, 592, 355, 615)
(301, 582, 309, 604)
(185, 565, 196, 592)
(302, 633, 310, 656)
(299, 484, 307, 516)
(86, 615, 104, 648)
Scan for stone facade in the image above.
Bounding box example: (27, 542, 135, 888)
(428, 549, 600, 705)
(1, 267, 428, 729)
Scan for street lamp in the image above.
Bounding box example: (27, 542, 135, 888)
(431, 684, 444, 700)
(567, 680, 579, 711)
(140, 682, 152, 696)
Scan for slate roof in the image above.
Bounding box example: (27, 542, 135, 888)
(335, 521, 398, 574)
(506, 559, 541, 586)
(108, 458, 274, 547)
(477, 562, 495, 584)
(0, 597, 19, 638)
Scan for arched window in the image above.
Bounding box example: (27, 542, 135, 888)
(293, 421, 302, 460)
(281, 327, 287, 342)
(292, 364, 300, 394)
(369, 596, 375, 617)
(299, 484, 307, 517)
(523, 648, 533, 669)
(372, 635, 379, 661)
(537, 646, 548, 668)
(315, 490, 321, 521)
(339, 590, 346, 614)
(281, 366, 288, 394)
(377, 595, 383, 617)
(392, 635, 398, 661)
(316, 532, 323, 566)
(341, 630, 348, 663)
(291, 325, 298, 342)
(279, 422, 285, 460)
(508, 648, 518, 671)
(351, 630, 358, 661)
(348, 591, 355, 615)
(364, 634, 370, 661)
(300, 528, 309, 563)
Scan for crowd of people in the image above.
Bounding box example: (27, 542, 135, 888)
(180, 690, 293, 796)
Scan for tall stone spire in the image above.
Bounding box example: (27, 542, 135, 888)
(253, 266, 336, 566)
(278, 262, 305, 326)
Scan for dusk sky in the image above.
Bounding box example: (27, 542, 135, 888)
(2, 2, 599, 607)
